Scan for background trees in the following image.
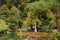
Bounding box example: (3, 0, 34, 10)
(0, 0, 60, 32)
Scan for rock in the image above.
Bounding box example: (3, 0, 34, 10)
(24, 38, 29, 40)
(26, 36, 37, 40)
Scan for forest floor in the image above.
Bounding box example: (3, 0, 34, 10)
(17, 32, 55, 40)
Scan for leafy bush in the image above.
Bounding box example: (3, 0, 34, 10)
(55, 32, 60, 40)
(1, 32, 20, 40)
(18, 33, 28, 40)
(0, 19, 9, 32)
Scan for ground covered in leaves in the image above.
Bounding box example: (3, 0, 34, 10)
(17, 32, 55, 40)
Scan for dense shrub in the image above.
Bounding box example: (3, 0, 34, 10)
(1, 32, 20, 40)
(55, 32, 60, 40)
(0, 19, 9, 32)
(18, 33, 28, 40)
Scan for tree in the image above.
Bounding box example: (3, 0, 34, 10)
(24, 0, 57, 32)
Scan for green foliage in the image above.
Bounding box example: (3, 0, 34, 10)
(0, 19, 9, 31)
(19, 34, 28, 40)
(56, 33, 60, 40)
(1, 32, 20, 40)
(0, 4, 9, 20)
(53, 32, 60, 40)
(24, 0, 59, 32)
(0, 0, 60, 32)
(25, 0, 56, 12)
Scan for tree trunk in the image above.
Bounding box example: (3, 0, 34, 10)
(34, 23, 37, 32)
